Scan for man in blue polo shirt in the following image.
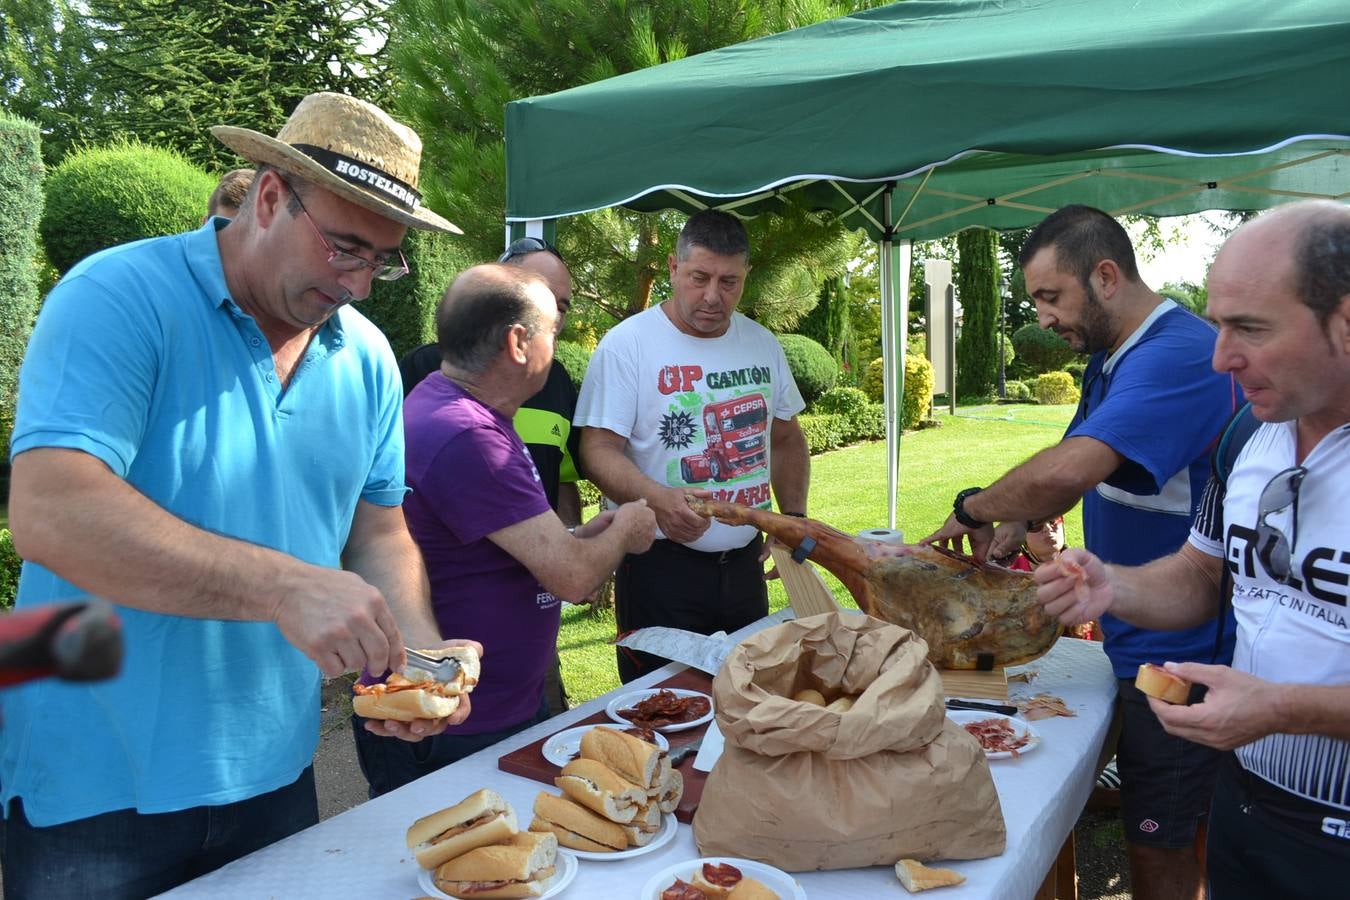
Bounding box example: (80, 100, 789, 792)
(2, 93, 477, 899)
(924, 205, 1240, 900)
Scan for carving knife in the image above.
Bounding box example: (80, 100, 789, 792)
(945, 698, 1019, 716)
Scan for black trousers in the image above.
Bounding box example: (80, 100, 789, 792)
(614, 535, 767, 683)
(1206, 754, 1350, 899)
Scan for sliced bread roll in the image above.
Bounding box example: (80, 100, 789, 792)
(895, 859, 966, 892)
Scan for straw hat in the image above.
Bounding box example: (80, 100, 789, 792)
(212, 92, 461, 234)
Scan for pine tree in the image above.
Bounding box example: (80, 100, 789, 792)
(955, 228, 1000, 398)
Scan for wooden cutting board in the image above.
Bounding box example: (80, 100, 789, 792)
(497, 669, 714, 824)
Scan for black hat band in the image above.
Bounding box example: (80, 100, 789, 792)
(292, 144, 422, 212)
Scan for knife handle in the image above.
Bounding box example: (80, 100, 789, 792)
(946, 699, 1019, 716)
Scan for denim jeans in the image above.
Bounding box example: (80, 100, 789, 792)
(352, 693, 552, 798)
(1, 766, 318, 900)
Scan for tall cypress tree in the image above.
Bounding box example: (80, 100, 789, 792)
(955, 228, 1000, 398)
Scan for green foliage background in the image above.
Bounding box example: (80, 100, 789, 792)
(0, 113, 43, 458)
(40, 141, 214, 274)
(362, 230, 472, 362)
(1012, 322, 1078, 374)
(955, 228, 1000, 398)
(776, 333, 837, 404)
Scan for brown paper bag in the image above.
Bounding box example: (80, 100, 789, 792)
(692, 611, 1006, 871)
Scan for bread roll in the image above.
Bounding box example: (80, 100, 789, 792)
(792, 689, 826, 706)
(554, 758, 647, 823)
(1135, 663, 1191, 704)
(895, 858, 966, 892)
(825, 695, 856, 713)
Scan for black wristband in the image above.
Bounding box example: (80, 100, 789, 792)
(783, 511, 807, 518)
(952, 487, 986, 529)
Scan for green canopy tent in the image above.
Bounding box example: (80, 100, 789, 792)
(503, 0, 1350, 527)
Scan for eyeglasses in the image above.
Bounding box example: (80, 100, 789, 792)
(498, 236, 564, 265)
(1254, 465, 1307, 584)
(284, 182, 409, 282)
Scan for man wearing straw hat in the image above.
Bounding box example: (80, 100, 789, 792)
(2, 93, 474, 897)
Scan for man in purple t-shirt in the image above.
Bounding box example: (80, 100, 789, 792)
(352, 264, 657, 797)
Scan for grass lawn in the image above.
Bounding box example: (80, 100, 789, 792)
(559, 403, 1081, 706)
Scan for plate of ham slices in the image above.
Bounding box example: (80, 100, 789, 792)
(947, 709, 1041, 760)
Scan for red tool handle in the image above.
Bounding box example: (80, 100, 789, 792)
(0, 601, 123, 687)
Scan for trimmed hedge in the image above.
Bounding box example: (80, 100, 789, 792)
(797, 413, 847, 455)
(362, 229, 470, 360)
(1012, 323, 1076, 374)
(553, 340, 591, 390)
(1064, 359, 1087, 385)
(1004, 379, 1033, 402)
(0, 114, 44, 458)
(776, 333, 837, 405)
(811, 387, 887, 444)
(0, 529, 20, 610)
(40, 141, 215, 275)
(861, 354, 934, 430)
(1035, 371, 1080, 405)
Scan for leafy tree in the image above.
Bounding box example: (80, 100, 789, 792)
(1161, 280, 1208, 317)
(0, 113, 43, 459)
(0, 0, 102, 164)
(389, 0, 885, 329)
(80, 0, 392, 169)
(955, 228, 1000, 398)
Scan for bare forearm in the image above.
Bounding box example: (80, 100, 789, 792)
(343, 517, 438, 647)
(579, 438, 663, 505)
(556, 483, 582, 527)
(548, 533, 629, 601)
(1272, 684, 1350, 741)
(11, 449, 307, 622)
(1107, 544, 1224, 631)
(963, 438, 1119, 524)
(770, 421, 810, 515)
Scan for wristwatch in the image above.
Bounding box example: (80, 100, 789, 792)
(952, 487, 986, 529)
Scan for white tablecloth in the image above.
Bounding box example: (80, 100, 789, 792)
(161, 613, 1116, 900)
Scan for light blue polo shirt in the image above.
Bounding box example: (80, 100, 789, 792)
(1, 219, 407, 826)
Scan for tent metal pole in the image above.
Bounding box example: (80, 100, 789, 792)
(879, 186, 909, 531)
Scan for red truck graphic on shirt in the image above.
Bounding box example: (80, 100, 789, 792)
(679, 394, 768, 483)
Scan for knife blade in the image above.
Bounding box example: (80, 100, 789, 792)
(945, 698, 1019, 716)
(668, 735, 704, 767)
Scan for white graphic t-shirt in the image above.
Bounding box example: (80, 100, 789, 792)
(575, 305, 805, 552)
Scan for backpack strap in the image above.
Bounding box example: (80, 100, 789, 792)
(1211, 401, 1258, 487)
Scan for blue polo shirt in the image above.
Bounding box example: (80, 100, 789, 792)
(1067, 301, 1239, 676)
(2, 219, 407, 826)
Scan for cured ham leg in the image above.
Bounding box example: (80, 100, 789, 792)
(686, 497, 1062, 669)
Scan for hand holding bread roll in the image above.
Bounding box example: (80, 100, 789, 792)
(1135, 663, 1191, 704)
(353, 645, 480, 722)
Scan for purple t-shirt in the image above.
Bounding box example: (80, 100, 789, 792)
(403, 374, 557, 733)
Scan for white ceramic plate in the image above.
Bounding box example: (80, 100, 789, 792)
(418, 845, 577, 899)
(564, 810, 679, 861)
(640, 856, 807, 900)
(541, 723, 669, 768)
(605, 688, 714, 733)
(947, 709, 1042, 759)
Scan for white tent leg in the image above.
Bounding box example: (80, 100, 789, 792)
(879, 228, 912, 530)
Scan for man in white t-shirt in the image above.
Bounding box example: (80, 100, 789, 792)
(575, 210, 810, 682)
(1034, 200, 1350, 898)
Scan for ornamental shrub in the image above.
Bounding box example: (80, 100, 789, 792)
(553, 340, 591, 390)
(796, 413, 846, 455)
(1012, 323, 1076, 374)
(1004, 380, 1033, 402)
(40, 140, 215, 275)
(856, 403, 887, 440)
(1064, 359, 1087, 385)
(776, 333, 837, 405)
(0, 114, 44, 459)
(364, 229, 470, 360)
(1035, 371, 1080, 405)
(861, 354, 934, 430)
(814, 387, 873, 443)
(902, 352, 934, 429)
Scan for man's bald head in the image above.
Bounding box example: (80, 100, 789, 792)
(437, 264, 554, 373)
(1216, 200, 1350, 326)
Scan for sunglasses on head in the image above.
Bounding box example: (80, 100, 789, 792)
(498, 236, 564, 264)
(1255, 465, 1307, 584)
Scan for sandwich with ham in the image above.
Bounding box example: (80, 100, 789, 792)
(528, 791, 627, 853)
(352, 645, 481, 721)
(407, 788, 516, 870)
(649, 767, 683, 815)
(579, 725, 669, 789)
(1135, 662, 1191, 705)
(620, 799, 661, 847)
(433, 830, 557, 899)
(554, 758, 647, 823)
